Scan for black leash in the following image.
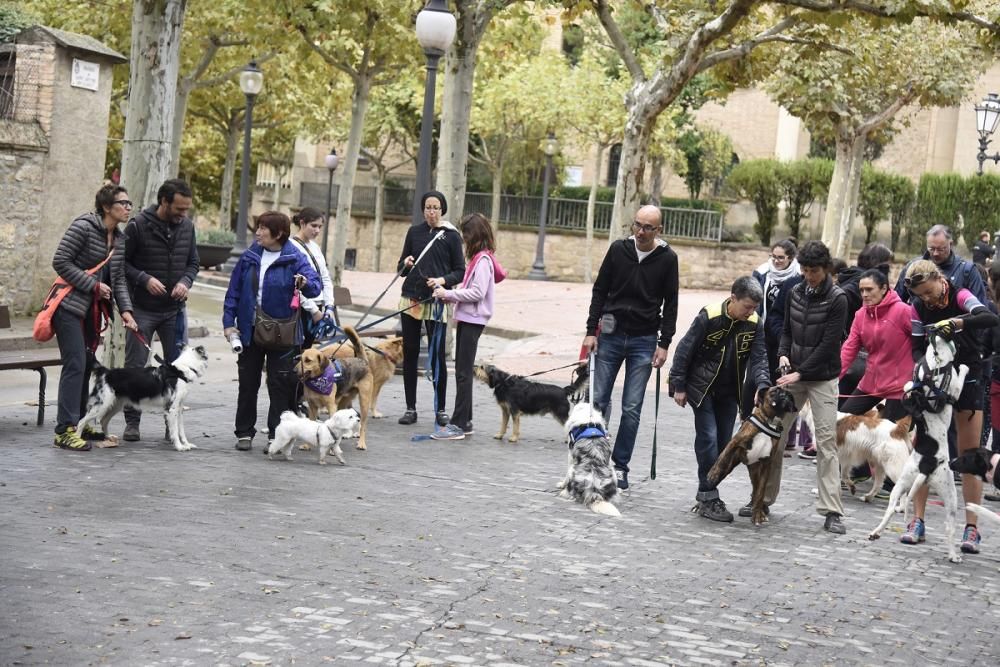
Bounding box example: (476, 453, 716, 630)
(650, 367, 660, 481)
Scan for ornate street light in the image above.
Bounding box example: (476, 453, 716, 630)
(527, 132, 560, 281)
(975, 92, 1000, 175)
(225, 60, 264, 272)
(321, 148, 339, 256)
(412, 0, 456, 225)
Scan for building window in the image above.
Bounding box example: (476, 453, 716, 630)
(0, 51, 15, 120)
(345, 248, 357, 270)
(606, 143, 622, 187)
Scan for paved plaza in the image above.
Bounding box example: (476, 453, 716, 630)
(2, 274, 999, 666)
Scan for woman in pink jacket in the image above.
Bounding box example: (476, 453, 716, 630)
(840, 269, 913, 421)
(431, 213, 507, 440)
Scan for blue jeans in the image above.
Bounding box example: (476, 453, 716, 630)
(692, 393, 739, 492)
(592, 332, 657, 473)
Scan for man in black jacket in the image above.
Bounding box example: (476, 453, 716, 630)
(120, 179, 200, 441)
(767, 241, 849, 534)
(669, 276, 770, 522)
(583, 205, 679, 490)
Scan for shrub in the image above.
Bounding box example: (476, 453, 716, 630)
(884, 174, 915, 252)
(858, 166, 892, 244)
(198, 227, 237, 246)
(913, 173, 965, 249)
(727, 159, 783, 245)
(778, 158, 832, 240)
(963, 174, 1000, 250)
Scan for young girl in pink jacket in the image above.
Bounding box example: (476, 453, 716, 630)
(431, 213, 507, 439)
(840, 269, 913, 421)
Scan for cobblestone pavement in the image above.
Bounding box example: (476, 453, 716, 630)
(3, 284, 1000, 665)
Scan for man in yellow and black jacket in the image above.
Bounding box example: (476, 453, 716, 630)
(669, 276, 770, 523)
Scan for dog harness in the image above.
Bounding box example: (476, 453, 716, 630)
(904, 357, 954, 415)
(304, 360, 344, 396)
(747, 413, 782, 440)
(569, 423, 608, 444)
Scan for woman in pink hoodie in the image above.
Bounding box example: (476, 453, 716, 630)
(840, 268, 913, 421)
(431, 213, 507, 439)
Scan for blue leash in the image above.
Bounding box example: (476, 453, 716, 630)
(412, 300, 447, 441)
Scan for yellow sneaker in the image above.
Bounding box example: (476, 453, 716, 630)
(54, 427, 91, 451)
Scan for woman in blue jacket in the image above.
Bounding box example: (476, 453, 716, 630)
(223, 212, 321, 452)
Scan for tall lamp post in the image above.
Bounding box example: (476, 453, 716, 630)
(412, 0, 456, 225)
(975, 92, 1000, 175)
(321, 148, 339, 257)
(527, 133, 559, 281)
(224, 60, 264, 273)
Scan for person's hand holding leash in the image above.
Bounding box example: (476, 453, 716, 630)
(171, 283, 189, 301)
(403, 255, 415, 269)
(652, 346, 668, 369)
(673, 391, 687, 408)
(932, 319, 957, 339)
(582, 335, 597, 353)
(121, 311, 138, 332)
(97, 282, 112, 301)
(432, 286, 448, 300)
(426, 277, 444, 289)
(775, 356, 799, 386)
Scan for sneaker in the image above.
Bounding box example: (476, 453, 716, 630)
(798, 447, 817, 460)
(874, 486, 892, 502)
(849, 464, 871, 484)
(738, 503, 769, 518)
(54, 427, 91, 451)
(984, 491, 1000, 502)
(398, 409, 417, 425)
(235, 436, 252, 451)
(123, 424, 141, 442)
(457, 422, 474, 435)
(900, 518, 926, 544)
(80, 425, 106, 441)
(698, 498, 734, 523)
(430, 424, 465, 440)
(961, 525, 981, 554)
(823, 512, 846, 534)
(614, 468, 629, 490)
(435, 411, 450, 427)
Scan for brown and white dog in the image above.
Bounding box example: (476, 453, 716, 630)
(326, 335, 403, 419)
(295, 325, 373, 450)
(836, 411, 912, 505)
(707, 386, 798, 525)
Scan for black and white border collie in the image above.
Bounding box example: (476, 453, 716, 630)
(558, 401, 620, 516)
(78, 346, 209, 452)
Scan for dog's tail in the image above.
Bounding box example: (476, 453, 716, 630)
(589, 500, 621, 517)
(965, 503, 1000, 530)
(344, 325, 366, 362)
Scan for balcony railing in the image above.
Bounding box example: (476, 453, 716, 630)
(299, 183, 724, 242)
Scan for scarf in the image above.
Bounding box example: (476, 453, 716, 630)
(761, 258, 800, 322)
(303, 361, 343, 396)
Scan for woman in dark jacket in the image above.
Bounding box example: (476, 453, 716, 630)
(52, 184, 138, 451)
(395, 191, 465, 427)
(223, 211, 321, 452)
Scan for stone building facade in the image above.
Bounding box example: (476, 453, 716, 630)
(0, 26, 124, 316)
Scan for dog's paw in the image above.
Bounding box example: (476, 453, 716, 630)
(867, 532, 881, 541)
(493, 433, 504, 440)
(558, 488, 570, 499)
(508, 436, 519, 443)
(372, 410, 384, 419)
(318, 459, 328, 465)
(298, 443, 313, 451)
(356, 442, 367, 450)
(948, 553, 963, 564)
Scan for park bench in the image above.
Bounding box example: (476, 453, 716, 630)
(331, 286, 398, 339)
(0, 349, 63, 426)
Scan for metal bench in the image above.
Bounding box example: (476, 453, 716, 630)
(331, 286, 398, 339)
(0, 349, 63, 426)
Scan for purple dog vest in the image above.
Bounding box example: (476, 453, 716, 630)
(304, 361, 343, 396)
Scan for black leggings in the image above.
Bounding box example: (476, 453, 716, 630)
(401, 314, 447, 413)
(839, 391, 905, 422)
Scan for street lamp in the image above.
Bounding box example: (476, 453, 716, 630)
(527, 132, 559, 281)
(321, 148, 339, 257)
(412, 0, 456, 225)
(975, 92, 1000, 175)
(225, 60, 264, 273)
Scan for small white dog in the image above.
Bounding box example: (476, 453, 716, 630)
(558, 402, 620, 516)
(868, 332, 968, 563)
(267, 409, 360, 465)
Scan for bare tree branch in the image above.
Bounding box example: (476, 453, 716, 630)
(857, 83, 917, 136)
(195, 52, 278, 90)
(593, 0, 646, 82)
(696, 14, 851, 71)
(770, 0, 1000, 34)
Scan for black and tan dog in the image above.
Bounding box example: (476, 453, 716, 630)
(706, 386, 798, 525)
(295, 325, 373, 450)
(473, 362, 589, 443)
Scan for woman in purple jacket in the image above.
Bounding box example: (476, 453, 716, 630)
(431, 213, 506, 440)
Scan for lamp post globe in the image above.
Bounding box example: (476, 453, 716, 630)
(412, 0, 456, 225)
(974, 92, 1000, 176)
(527, 132, 559, 281)
(322, 148, 339, 256)
(225, 60, 264, 273)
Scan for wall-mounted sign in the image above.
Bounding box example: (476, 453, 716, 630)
(71, 59, 100, 91)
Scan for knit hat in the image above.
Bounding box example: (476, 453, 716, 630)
(420, 190, 448, 216)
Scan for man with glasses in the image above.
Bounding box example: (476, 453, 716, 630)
(894, 225, 987, 305)
(119, 178, 200, 442)
(583, 205, 679, 490)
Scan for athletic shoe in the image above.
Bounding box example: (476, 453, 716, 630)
(984, 491, 1000, 502)
(874, 486, 893, 501)
(458, 422, 474, 435)
(961, 525, 981, 554)
(122, 424, 141, 442)
(614, 468, 629, 490)
(738, 503, 769, 518)
(435, 411, 450, 427)
(430, 424, 465, 440)
(80, 425, 106, 441)
(899, 518, 926, 544)
(54, 427, 91, 451)
(235, 436, 252, 451)
(823, 512, 846, 534)
(698, 498, 734, 523)
(798, 447, 817, 460)
(398, 410, 417, 425)
(849, 464, 871, 484)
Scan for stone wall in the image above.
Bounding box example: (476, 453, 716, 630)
(0, 139, 48, 313)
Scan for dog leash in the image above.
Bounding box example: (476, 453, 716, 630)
(650, 367, 660, 481)
(128, 328, 165, 365)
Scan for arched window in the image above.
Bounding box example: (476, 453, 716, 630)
(606, 143, 622, 187)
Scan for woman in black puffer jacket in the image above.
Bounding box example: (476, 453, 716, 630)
(51, 184, 138, 451)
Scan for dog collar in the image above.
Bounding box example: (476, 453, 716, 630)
(569, 424, 607, 443)
(748, 414, 782, 439)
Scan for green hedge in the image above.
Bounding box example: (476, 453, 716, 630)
(964, 174, 1000, 250)
(727, 159, 783, 245)
(551, 185, 723, 212)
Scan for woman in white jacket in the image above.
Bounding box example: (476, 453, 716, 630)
(290, 207, 335, 345)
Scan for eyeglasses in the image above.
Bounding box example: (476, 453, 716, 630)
(770, 254, 788, 261)
(926, 245, 950, 255)
(424, 205, 442, 211)
(114, 200, 133, 209)
(903, 272, 937, 287)
(631, 221, 660, 234)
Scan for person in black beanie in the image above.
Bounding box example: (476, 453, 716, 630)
(396, 191, 465, 427)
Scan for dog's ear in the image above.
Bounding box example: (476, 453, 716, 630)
(319, 354, 330, 370)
